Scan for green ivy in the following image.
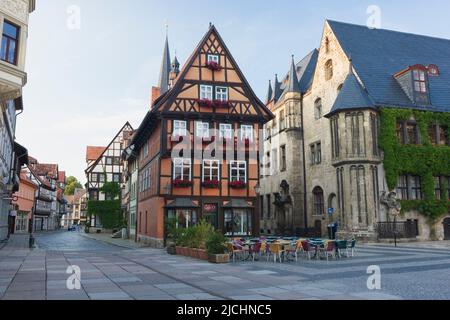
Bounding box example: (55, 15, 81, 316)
(379, 108, 450, 221)
(87, 200, 122, 229)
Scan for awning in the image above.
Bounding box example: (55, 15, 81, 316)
(14, 142, 29, 166)
(223, 199, 254, 209)
(164, 198, 199, 209)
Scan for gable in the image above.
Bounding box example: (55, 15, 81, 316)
(153, 26, 273, 120)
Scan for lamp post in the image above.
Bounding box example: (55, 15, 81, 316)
(254, 183, 261, 236)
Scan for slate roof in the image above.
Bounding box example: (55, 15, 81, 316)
(33, 163, 58, 179)
(327, 20, 450, 112)
(158, 34, 171, 95)
(328, 72, 376, 115)
(283, 56, 301, 94)
(269, 49, 319, 102)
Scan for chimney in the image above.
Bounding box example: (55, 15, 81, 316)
(151, 86, 161, 107)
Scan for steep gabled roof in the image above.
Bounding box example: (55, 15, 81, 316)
(85, 122, 133, 174)
(327, 20, 450, 112)
(33, 163, 58, 179)
(86, 146, 106, 162)
(327, 72, 376, 116)
(158, 34, 171, 94)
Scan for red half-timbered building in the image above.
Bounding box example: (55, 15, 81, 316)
(127, 25, 273, 247)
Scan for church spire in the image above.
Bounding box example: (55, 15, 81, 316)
(284, 55, 301, 93)
(158, 27, 171, 94)
(266, 80, 273, 104)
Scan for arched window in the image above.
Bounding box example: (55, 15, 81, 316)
(313, 187, 325, 216)
(314, 98, 322, 120)
(325, 59, 333, 80)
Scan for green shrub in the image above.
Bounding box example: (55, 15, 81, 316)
(206, 232, 228, 255)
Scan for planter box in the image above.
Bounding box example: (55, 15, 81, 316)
(167, 245, 176, 255)
(208, 254, 230, 264)
(175, 247, 208, 261)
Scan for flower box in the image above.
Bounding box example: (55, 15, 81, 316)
(202, 180, 220, 189)
(198, 99, 213, 107)
(209, 254, 230, 264)
(173, 179, 193, 188)
(213, 100, 230, 108)
(229, 181, 247, 189)
(205, 61, 222, 71)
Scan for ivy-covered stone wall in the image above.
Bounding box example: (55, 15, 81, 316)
(379, 108, 450, 222)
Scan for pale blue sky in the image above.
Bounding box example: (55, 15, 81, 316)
(17, 0, 450, 183)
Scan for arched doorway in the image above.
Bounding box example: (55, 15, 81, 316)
(443, 218, 450, 240)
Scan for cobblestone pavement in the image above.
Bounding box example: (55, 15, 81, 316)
(1, 232, 449, 300)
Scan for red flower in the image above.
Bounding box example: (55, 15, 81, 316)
(173, 179, 193, 188)
(229, 181, 247, 189)
(213, 100, 230, 108)
(202, 180, 220, 189)
(205, 61, 222, 71)
(198, 99, 213, 107)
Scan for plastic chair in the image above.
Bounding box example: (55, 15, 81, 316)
(227, 242, 244, 262)
(336, 240, 349, 258)
(249, 242, 262, 262)
(320, 241, 335, 261)
(267, 243, 284, 263)
(347, 239, 356, 257)
(301, 240, 314, 260)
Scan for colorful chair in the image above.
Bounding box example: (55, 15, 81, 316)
(320, 241, 335, 261)
(267, 243, 284, 263)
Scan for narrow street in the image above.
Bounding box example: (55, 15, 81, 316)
(1, 231, 450, 300)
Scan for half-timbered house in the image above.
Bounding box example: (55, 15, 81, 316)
(85, 122, 133, 227)
(127, 25, 273, 247)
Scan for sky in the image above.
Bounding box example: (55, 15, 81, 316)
(17, 0, 450, 184)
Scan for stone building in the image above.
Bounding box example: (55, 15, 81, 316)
(0, 0, 35, 241)
(261, 20, 450, 241)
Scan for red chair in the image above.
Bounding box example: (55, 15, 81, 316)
(301, 241, 314, 260)
(319, 241, 335, 261)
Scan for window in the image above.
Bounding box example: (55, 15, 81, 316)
(429, 123, 448, 146)
(313, 187, 325, 216)
(219, 123, 233, 139)
(413, 69, 427, 93)
(196, 122, 210, 138)
(202, 160, 220, 182)
(240, 125, 254, 142)
(410, 176, 422, 200)
(141, 169, 150, 192)
(215, 87, 228, 101)
(280, 145, 286, 172)
(279, 110, 286, 131)
(1, 21, 19, 65)
(429, 124, 438, 145)
(397, 175, 408, 200)
(91, 173, 98, 182)
(224, 209, 252, 236)
(271, 149, 278, 175)
(325, 59, 333, 80)
(168, 209, 197, 229)
(230, 161, 247, 182)
(113, 173, 121, 183)
(99, 174, 105, 183)
(173, 120, 187, 137)
(113, 157, 121, 165)
(325, 37, 330, 53)
(314, 98, 322, 120)
(371, 114, 380, 156)
(200, 85, 213, 100)
(310, 142, 322, 165)
(266, 195, 271, 219)
(105, 157, 113, 165)
(143, 142, 149, 158)
(207, 54, 219, 64)
(435, 176, 442, 200)
(173, 158, 191, 180)
(330, 116, 340, 158)
(406, 122, 419, 145)
(337, 83, 343, 92)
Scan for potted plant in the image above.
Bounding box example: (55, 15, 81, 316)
(173, 179, 193, 188)
(213, 100, 230, 108)
(205, 61, 222, 71)
(206, 232, 230, 263)
(202, 180, 220, 189)
(198, 99, 213, 107)
(229, 180, 247, 189)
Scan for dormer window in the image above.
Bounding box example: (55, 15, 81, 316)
(413, 68, 427, 93)
(428, 64, 440, 76)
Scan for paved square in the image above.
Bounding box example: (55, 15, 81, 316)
(1, 232, 450, 300)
